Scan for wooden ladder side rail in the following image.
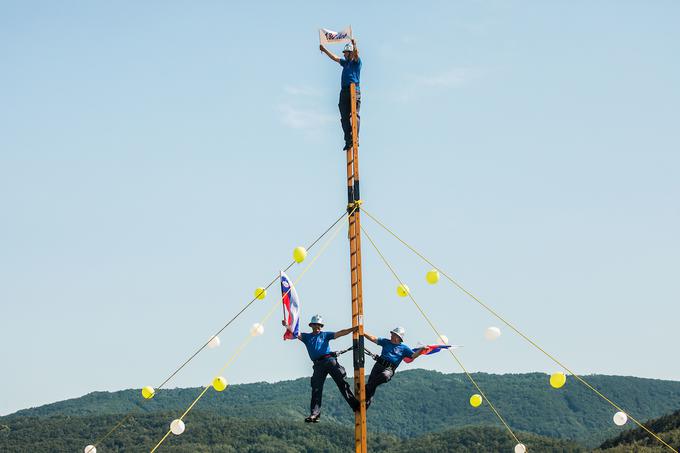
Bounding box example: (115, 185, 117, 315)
(347, 82, 368, 453)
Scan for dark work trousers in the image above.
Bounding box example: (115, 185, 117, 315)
(365, 362, 395, 409)
(338, 87, 361, 150)
(310, 357, 358, 416)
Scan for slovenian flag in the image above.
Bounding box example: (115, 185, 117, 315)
(403, 344, 452, 363)
(280, 271, 300, 340)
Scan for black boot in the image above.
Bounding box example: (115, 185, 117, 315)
(305, 414, 320, 423)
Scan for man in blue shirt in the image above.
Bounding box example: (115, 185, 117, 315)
(320, 39, 361, 151)
(363, 326, 425, 408)
(284, 314, 358, 422)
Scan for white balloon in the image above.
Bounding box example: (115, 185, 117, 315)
(170, 419, 185, 435)
(84, 446, 97, 453)
(484, 326, 501, 341)
(514, 443, 526, 453)
(613, 411, 628, 426)
(250, 323, 264, 337)
(207, 335, 221, 349)
(437, 334, 449, 344)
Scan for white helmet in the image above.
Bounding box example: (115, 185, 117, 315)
(343, 43, 354, 52)
(390, 326, 406, 341)
(309, 315, 324, 326)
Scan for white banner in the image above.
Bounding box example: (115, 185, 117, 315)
(319, 26, 353, 45)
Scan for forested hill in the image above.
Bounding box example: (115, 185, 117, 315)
(4, 370, 680, 448)
(0, 412, 585, 452)
(596, 408, 680, 452)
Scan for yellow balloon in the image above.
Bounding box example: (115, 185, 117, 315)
(141, 386, 155, 400)
(397, 284, 410, 297)
(254, 287, 267, 300)
(470, 394, 483, 407)
(426, 269, 440, 284)
(550, 372, 567, 389)
(293, 246, 307, 263)
(212, 376, 228, 392)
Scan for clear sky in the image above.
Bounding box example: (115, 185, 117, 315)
(1, 1, 679, 416)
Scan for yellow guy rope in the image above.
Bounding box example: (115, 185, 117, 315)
(360, 225, 523, 448)
(361, 208, 677, 453)
(84, 211, 350, 453)
(150, 209, 352, 453)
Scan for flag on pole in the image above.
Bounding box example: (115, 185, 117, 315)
(280, 271, 300, 340)
(403, 344, 454, 363)
(319, 26, 353, 45)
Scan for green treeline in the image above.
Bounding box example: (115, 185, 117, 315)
(595, 408, 680, 452)
(0, 413, 583, 452)
(2, 370, 680, 451)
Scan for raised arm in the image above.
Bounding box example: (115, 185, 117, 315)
(350, 38, 359, 61)
(319, 44, 341, 64)
(281, 320, 302, 340)
(334, 325, 358, 339)
(363, 331, 378, 344)
(409, 348, 426, 360)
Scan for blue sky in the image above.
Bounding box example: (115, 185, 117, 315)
(1, 1, 679, 416)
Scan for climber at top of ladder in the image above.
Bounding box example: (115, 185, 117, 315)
(320, 35, 361, 152)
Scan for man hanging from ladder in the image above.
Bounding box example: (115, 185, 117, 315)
(283, 315, 359, 422)
(363, 327, 426, 408)
(320, 38, 361, 151)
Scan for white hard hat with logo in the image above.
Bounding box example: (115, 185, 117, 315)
(309, 315, 325, 326)
(390, 326, 406, 341)
(343, 43, 354, 52)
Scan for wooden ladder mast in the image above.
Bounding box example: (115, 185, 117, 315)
(346, 82, 368, 453)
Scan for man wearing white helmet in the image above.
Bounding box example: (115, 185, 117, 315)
(363, 326, 425, 408)
(319, 38, 361, 151)
(284, 314, 358, 422)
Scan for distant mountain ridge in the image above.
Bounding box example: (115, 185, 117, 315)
(3, 370, 680, 449)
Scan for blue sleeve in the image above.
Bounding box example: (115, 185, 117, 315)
(299, 333, 309, 344)
(377, 338, 389, 347)
(402, 345, 415, 358)
(339, 58, 348, 67)
(325, 332, 336, 341)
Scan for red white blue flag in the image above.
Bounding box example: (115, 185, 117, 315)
(403, 344, 452, 363)
(280, 271, 300, 340)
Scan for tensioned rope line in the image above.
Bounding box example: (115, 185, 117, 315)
(156, 209, 350, 390)
(361, 208, 677, 453)
(150, 208, 353, 453)
(85, 414, 135, 453)
(360, 225, 523, 448)
(151, 300, 281, 453)
(85, 210, 350, 453)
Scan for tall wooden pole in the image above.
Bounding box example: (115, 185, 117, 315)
(346, 82, 368, 453)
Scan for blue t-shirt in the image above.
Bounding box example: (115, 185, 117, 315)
(340, 57, 362, 89)
(300, 331, 336, 360)
(377, 338, 414, 367)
